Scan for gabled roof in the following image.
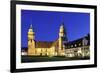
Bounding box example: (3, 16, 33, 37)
(35, 38, 59, 48)
(35, 41, 53, 48)
(64, 34, 90, 49)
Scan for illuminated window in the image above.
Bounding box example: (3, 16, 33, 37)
(71, 45, 73, 47)
(79, 43, 81, 46)
(75, 44, 77, 47)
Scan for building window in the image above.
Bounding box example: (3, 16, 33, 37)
(79, 43, 81, 46)
(75, 44, 77, 47)
(71, 45, 73, 48)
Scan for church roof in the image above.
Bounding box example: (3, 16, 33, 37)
(35, 41, 53, 48)
(35, 39, 59, 48)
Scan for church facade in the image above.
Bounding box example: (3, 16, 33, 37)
(28, 23, 66, 57)
(25, 23, 90, 58)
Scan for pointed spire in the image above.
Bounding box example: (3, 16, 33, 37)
(60, 22, 64, 30)
(61, 22, 64, 28)
(60, 22, 68, 41)
(62, 21, 64, 26)
(60, 18, 64, 28)
(62, 17, 64, 26)
(29, 24, 33, 32)
(30, 24, 33, 29)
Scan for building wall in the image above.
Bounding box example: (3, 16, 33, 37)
(65, 46, 90, 57)
(28, 47, 56, 56)
(27, 24, 66, 56)
(28, 40, 35, 55)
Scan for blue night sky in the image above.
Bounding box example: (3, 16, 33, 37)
(21, 10, 90, 48)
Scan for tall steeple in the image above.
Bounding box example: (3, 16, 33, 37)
(30, 24, 32, 28)
(28, 24, 35, 55)
(28, 24, 35, 40)
(59, 22, 68, 41)
(58, 22, 67, 56)
(59, 23, 65, 37)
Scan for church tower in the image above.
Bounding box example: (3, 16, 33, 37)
(58, 23, 67, 56)
(28, 24, 35, 55)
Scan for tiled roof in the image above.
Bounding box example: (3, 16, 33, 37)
(35, 41, 53, 48)
(65, 34, 90, 49)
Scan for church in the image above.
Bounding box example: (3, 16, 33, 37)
(27, 23, 67, 57)
(24, 22, 90, 58)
